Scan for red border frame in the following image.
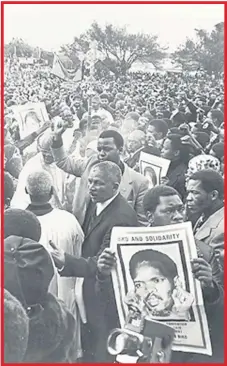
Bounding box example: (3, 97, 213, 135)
(1, 1, 226, 366)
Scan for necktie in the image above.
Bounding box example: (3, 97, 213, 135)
(87, 203, 97, 233)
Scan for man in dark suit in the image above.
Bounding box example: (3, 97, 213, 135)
(50, 161, 139, 363)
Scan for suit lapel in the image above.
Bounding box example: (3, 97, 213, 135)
(120, 164, 133, 200)
(85, 195, 118, 238)
(195, 207, 224, 241)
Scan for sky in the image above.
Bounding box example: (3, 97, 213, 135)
(4, 3, 224, 52)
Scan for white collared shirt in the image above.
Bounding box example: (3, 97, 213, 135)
(96, 192, 119, 216)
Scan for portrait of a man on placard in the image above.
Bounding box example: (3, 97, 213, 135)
(143, 165, 158, 188)
(125, 249, 194, 320)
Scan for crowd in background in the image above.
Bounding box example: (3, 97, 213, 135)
(4, 57, 224, 363)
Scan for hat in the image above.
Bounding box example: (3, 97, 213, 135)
(187, 155, 220, 177)
(4, 289, 29, 363)
(4, 236, 54, 309)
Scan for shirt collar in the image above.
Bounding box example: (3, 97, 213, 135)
(26, 203, 53, 216)
(96, 192, 119, 216)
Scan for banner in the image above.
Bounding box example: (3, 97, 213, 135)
(110, 222, 212, 355)
(139, 151, 170, 188)
(11, 102, 49, 139)
(51, 53, 82, 82)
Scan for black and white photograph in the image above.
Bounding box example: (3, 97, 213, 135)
(3, 1, 224, 364)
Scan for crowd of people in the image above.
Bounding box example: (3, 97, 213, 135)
(4, 57, 224, 363)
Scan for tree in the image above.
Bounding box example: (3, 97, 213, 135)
(4, 38, 34, 58)
(61, 22, 167, 77)
(172, 22, 224, 75)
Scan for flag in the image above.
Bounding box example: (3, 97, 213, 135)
(51, 54, 67, 80)
(51, 53, 82, 82)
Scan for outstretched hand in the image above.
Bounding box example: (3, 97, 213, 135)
(97, 248, 117, 276)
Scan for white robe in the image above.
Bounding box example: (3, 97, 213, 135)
(38, 208, 85, 361)
(11, 153, 66, 210)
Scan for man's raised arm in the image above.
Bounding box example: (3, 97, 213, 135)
(51, 120, 88, 177)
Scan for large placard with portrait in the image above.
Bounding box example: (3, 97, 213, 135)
(139, 151, 170, 188)
(110, 222, 212, 355)
(11, 102, 49, 139)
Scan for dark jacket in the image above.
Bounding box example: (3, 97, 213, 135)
(59, 194, 139, 362)
(60, 194, 139, 321)
(167, 160, 187, 200)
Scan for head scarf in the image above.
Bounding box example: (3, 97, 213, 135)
(186, 154, 220, 181)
